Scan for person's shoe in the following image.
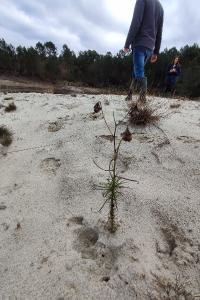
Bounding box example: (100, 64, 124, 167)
(136, 92, 147, 110)
(125, 91, 132, 101)
(125, 79, 136, 101)
(136, 77, 147, 110)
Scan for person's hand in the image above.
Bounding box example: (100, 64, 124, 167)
(124, 48, 130, 53)
(150, 54, 158, 63)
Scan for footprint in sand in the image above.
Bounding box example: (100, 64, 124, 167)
(40, 157, 61, 175)
(153, 209, 197, 266)
(152, 139, 184, 170)
(73, 226, 99, 260)
(72, 225, 123, 270)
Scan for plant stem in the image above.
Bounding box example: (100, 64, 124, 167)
(108, 114, 123, 232)
(101, 108, 113, 137)
(109, 175, 116, 233)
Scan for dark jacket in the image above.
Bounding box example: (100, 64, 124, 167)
(166, 63, 181, 84)
(125, 0, 164, 54)
(167, 64, 181, 76)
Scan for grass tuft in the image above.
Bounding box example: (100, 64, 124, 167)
(170, 103, 181, 109)
(5, 102, 17, 112)
(128, 103, 162, 126)
(0, 126, 13, 146)
(4, 96, 13, 101)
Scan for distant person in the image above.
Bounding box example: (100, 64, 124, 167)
(165, 56, 181, 95)
(124, 0, 164, 108)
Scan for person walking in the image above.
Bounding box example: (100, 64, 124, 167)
(124, 0, 164, 108)
(165, 56, 181, 95)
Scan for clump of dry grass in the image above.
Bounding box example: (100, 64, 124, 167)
(4, 96, 13, 101)
(5, 102, 17, 112)
(170, 103, 181, 109)
(128, 102, 164, 126)
(0, 126, 13, 146)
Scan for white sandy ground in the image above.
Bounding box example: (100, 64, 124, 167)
(0, 92, 200, 300)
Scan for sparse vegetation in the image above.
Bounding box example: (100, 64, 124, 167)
(4, 96, 14, 101)
(5, 102, 17, 112)
(0, 126, 13, 146)
(94, 102, 138, 233)
(170, 103, 181, 109)
(128, 102, 163, 126)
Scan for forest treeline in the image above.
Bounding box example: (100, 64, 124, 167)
(0, 38, 200, 98)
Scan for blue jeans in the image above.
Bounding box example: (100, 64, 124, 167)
(132, 46, 153, 79)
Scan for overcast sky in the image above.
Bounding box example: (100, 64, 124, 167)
(0, 0, 199, 54)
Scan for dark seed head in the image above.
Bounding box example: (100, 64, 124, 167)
(16, 223, 21, 230)
(94, 101, 102, 113)
(101, 276, 110, 282)
(121, 126, 132, 142)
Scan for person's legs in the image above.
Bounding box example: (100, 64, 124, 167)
(125, 46, 152, 102)
(170, 77, 176, 97)
(125, 79, 135, 101)
(165, 82, 170, 93)
(133, 47, 152, 106)
(133, 46, 152, 78)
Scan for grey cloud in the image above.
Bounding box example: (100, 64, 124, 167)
(0, 0, 199, 54)
(162, 0, 200, 49)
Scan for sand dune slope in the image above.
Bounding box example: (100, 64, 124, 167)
(0, 93, 200, 299)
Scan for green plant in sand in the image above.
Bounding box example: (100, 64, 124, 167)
(93, 101, 138, 233)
